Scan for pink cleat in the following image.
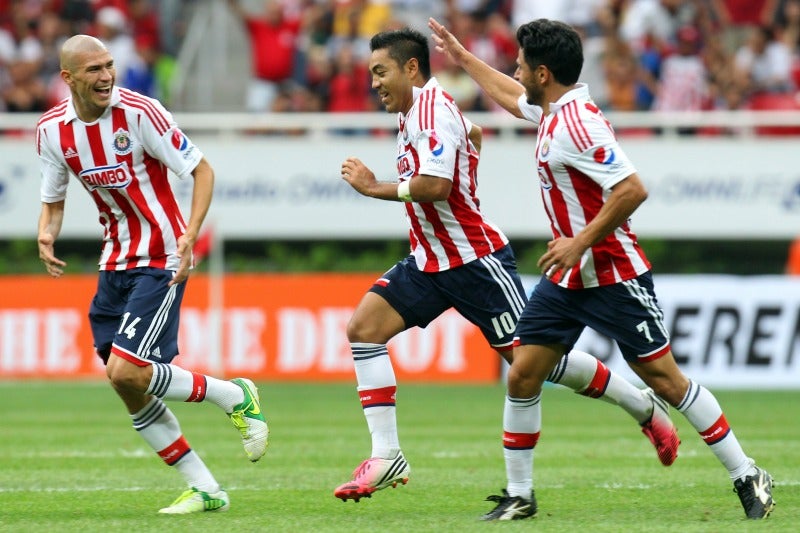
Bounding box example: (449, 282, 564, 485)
(641, 388, 680, 466)
(334, 451, 410, 502)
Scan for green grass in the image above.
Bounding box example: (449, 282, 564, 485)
(0, 382, 796, 532)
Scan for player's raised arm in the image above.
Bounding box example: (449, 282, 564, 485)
(429, 17, 525, 118)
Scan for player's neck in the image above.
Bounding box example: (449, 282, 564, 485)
(543, 84, 576, 115)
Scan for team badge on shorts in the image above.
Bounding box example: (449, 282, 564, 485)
(112, 128, 132, 155)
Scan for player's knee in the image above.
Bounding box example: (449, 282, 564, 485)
(346, 316, 383, 343)
(507, 364, 544, 397)
(106, 363, 147, 394)
(645, 376, 689, 406)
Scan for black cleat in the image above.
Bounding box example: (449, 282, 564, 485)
(480, 489, 537, 521)
(734, 466, 775, 519)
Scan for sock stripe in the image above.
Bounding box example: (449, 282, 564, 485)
(507, 395, 540, 408)
(158, 435, 191, 466)
(546, 354, 568, 384)
(676, 380, 700, 412)
(581, 359, 611, 398)
(186, 373, 207, 402)
(132, 398, 168, 430)
(351, 343, 389, 362)
(700, 413, 731, 445)
(503, 431, 540, 450)
(359, 386, 396, 408)
(147, 362, 172, 398)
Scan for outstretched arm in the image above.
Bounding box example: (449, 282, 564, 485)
(429, 17, 525, 118)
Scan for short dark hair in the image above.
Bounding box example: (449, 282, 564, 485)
(516, 19, 583, 85)
(370, 27, 431, 79)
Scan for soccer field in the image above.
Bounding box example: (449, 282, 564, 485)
(0, 381, 797, 532)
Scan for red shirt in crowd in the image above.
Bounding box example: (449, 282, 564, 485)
(245, 15, 300, 82)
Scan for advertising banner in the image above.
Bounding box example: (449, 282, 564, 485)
(0, 274, 499, 382)
(1, 273, 799, 388)
(3, 134, 800, 239)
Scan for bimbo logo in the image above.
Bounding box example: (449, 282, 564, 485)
(397, 150, 414, 177)
(79, 163, 133, 191)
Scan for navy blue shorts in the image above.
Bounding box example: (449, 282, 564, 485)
(516, 271, 671, 362)
(370, 246, 527, 349)
(88, 268, 185, 364)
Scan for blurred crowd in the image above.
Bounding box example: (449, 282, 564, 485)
(2, 0, 800, 114)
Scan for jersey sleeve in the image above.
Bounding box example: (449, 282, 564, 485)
(518, 94, 543, 125)
(413, 98, 463, 180)
(37, 126, 69, 203)
(138, 98, 204, 179)
(559, 114, 636, 190)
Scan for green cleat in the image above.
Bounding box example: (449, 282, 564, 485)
(158, 487, 229, 514)
(229, 378, 269, 462)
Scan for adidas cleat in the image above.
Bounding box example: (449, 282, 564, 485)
(641, 388, 680, 466)
(334, 451, 410, 502)
(229, 378, 269, 462)
(734, 465, 775, 519)
(158, 487, 229, 514)
(481, 489, 537, 521)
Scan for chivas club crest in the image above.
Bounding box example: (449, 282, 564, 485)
(112, 128, 132, 155)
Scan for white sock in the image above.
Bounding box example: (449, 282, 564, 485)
(352, 342, 399, 458)
(146, 362, 243, 411)
(677, 380, 755, 480)
(503, 394, 540, 498)
(131, 397, 220, 493)
(548, 350, 652, 422)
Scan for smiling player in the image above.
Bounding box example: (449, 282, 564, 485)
(334, 27, 680, 504)
(36, 34, 268, 514)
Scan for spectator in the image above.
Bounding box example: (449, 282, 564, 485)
(228, 0, 301, 112)
(95, 6, 136, 79)
(652, 25, 709, 112)
(734, 24, 795, 94)
(603, 37, 640, 110)
(0, 4, 45, 112)
(122, 33, 158, 98)
(435, 55, 481, 111)
(326, 41, 373, 111)
(620, 0, 696, 55)
(711, 0, 779, 51)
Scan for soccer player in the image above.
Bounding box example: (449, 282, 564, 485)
(429, 17, 775, 520)
(333, 27, 679, 503)
(36, 35, 269, 514)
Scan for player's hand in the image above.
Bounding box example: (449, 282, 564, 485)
(341, 157, 377, 197)
(428, 17, 468, 66)
(38, 233, 66, 278)
(537, 237, 585, 280)
(169, 233, 194, 286)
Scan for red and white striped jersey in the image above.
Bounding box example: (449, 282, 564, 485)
(37, 87, 203, 271)
(518, 84, 651, 288)
(397, 77, 508, 272)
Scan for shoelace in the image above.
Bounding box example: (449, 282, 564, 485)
(169, 489, 196, 506)
(351, 459, 373, 480)
(485, 490, 510, 503)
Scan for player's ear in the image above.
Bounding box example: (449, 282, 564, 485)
(405, 57, 419, 78)
(60, 69, 72, 86)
